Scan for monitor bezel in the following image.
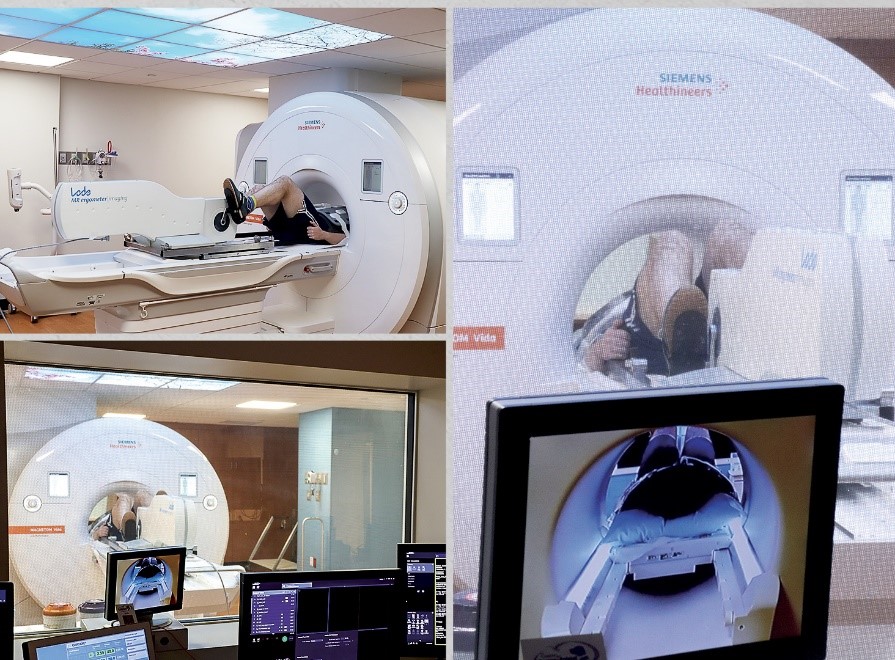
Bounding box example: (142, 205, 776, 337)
(104, 546, 187, 622)
(477, 378, 844, 660)
(22, 622, 157, 660)
(397, 543, 447, 659)
(237, 567, 401, 658)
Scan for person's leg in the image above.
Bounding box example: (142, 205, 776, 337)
(700, 219, 755, 292)
(634, 231, 694, 338)
(250, 176, 308, 219)
(223, 176, 308, 222)
(681, 426, 715, 463)
(638, 427, 680, 478)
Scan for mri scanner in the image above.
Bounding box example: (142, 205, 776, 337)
(452, 7, 895, 650)
(8, 417, 237, 620)
(2, 91, 445, 333)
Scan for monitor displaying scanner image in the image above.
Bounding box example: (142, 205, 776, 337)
(22, 622, 156, 660)
(477, 380, 843, 660)
(841, 172, 894, 241)
(397, 544, 447, 658)
(458, 170, 518, 244)
(239, 568, 399, 660)
(104, 547, 186, 624)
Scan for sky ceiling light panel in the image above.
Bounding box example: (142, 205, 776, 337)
(281, 24, 390, 50)
(156, 26, 260, 50)
(203, 8, 326, 39)
(0, 15, 60, 39)
(42, 27, 141, 50)
(74, 10, 190, 40)
(0, 8, 100, 24)
(121, 39, 210, 60)
(120, 8, 245, 25)
(0, 8, 398, 70)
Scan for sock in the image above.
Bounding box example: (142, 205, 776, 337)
(244, 195, 256, 213)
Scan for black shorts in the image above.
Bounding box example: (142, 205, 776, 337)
(262, 194, 340, 246)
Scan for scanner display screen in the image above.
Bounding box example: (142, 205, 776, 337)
(520, 417, 816, 660)
(461, 172, 516, 242)
(843, 173, 894, 240)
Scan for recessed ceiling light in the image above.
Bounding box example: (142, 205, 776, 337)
(102, 412, 147, 419)
(0, 51, 73, 67)
(236, 400, 297, 410)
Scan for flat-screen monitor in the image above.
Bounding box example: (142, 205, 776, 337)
(23, 622, 156, 660)
(397, 543, 447, 658)
(104, 546, 186, 624)
(0, 581, 12, 654)
(477, 379, 844, 660)
(239, 568, 399, 659)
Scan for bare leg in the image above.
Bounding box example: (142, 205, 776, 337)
(701, 219, 755, 291)
(251, 176, 308, 220)
(635, 231, 694, 338)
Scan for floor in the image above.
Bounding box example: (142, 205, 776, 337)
(0, 309, 95, 334)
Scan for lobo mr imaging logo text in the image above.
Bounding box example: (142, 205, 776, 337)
(635, 72, 729, 98)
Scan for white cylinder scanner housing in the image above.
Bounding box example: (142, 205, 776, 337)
(236, 91, 445, 333)
(8, 418, 228, 610)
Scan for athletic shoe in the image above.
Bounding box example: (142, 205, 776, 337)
(661, 285, 708, 376)
(223, 178, 253, 223)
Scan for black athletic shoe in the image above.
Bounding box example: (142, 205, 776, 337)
(223, 178, 249, 223)
(662, 286, 708, 376)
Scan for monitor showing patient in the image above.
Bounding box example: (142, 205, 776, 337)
(523, 419, 815, 658)
(104, 546, 186, 624)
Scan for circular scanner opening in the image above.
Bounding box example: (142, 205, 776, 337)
(572, 195, 755, 382)
(290, 171, 347, 208)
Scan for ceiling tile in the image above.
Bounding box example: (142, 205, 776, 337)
(392, 51, 445, 70)
(138, 59, 218, 76)
(279, 9, 394, 23)
(342, 9, 445, 39)
(92, 69, 187, 85)
(285, 50, 380, 69)
(339, 37, 440, 59)
(83, 50, 161, 68)
(239, 60, 321, 76)
(404, 30, 445, 48)
(13, 40, 105, 59)
(54, 59, 128, 75)
(194, 78, 270, 94)
(0, 35, 28, 51)
(146, 75, 236, 90)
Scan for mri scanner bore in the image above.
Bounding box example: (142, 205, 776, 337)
(4, 91, 445, 334)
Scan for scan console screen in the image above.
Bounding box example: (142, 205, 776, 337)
(243, 571, 398, 660)
(30, 627, 152, 660)
(521, 417, 817, 660)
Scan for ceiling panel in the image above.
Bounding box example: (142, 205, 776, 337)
(0, 7, 443, 99)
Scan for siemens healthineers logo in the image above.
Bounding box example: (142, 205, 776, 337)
(635, 72, 729, 98)
(67, 185, 127, 205)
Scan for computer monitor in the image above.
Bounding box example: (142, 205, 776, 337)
(477, 379, 844, 660)
(23, 622, 156, 660)
(397, 544, 447, 658)
(104, 546, 186, 625)
(239, 568, 399, 659)
(0, 581, 12, 654)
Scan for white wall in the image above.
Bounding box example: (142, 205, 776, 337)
(0, 70, 59, 253)
(0, 72, 267, 254)
(59, 78, 267, 197)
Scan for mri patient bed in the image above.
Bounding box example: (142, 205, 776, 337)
(3, 91, 445, 334)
